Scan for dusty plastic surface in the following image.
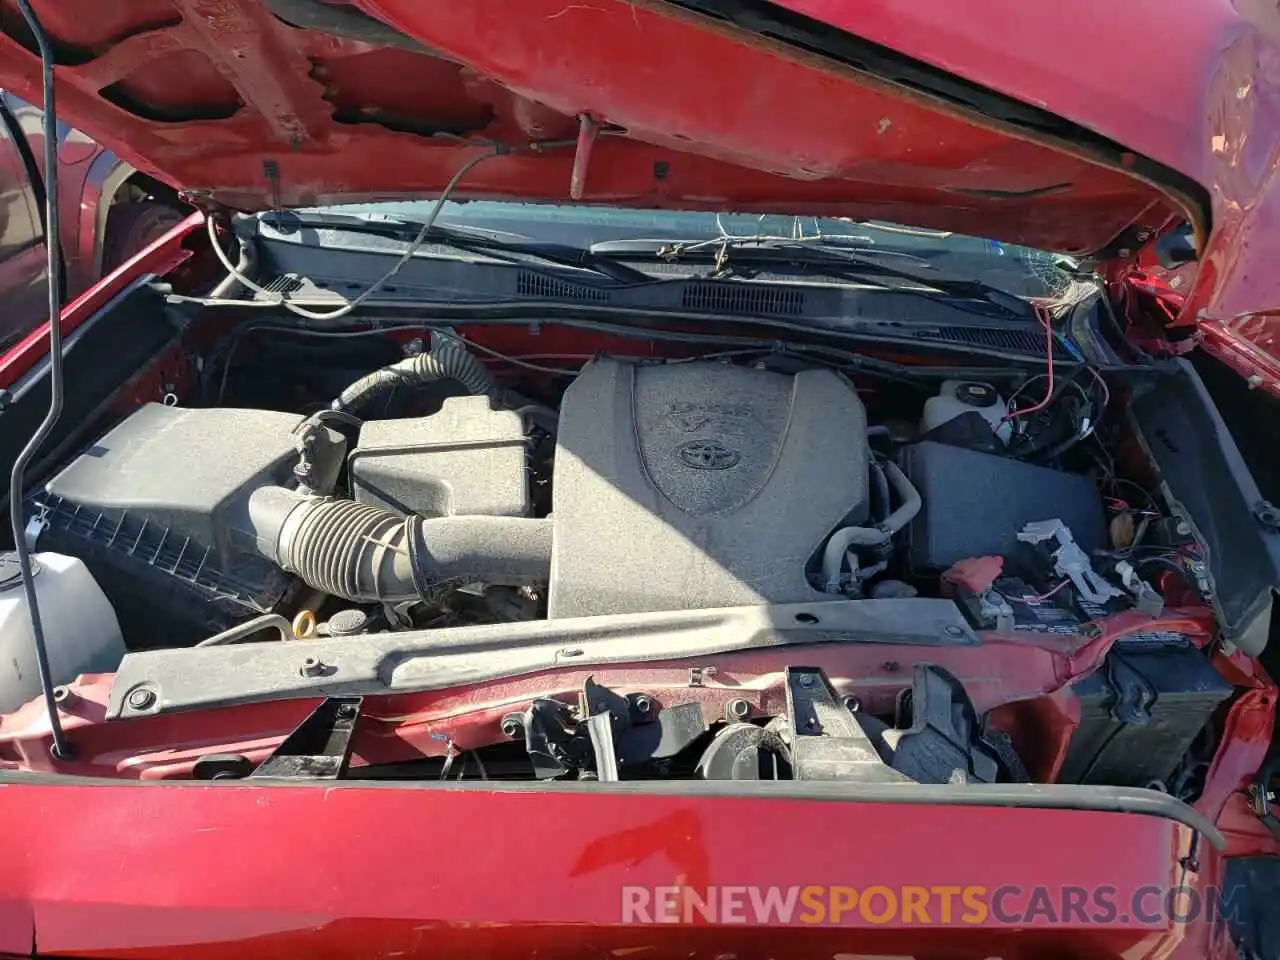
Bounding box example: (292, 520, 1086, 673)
(31, 404, 329, 647)
(42, 404, 312, 552)
(350, 396, 529, 518)
(897, 440, 1106, 570)
(0, 552, 124, 713)
(549, 359, 869, 617)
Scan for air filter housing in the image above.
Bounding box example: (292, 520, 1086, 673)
(29, 404, 341, 647)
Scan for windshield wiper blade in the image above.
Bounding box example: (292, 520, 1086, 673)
(589, 236, 1033, 318)
(263, 211, 657, 285)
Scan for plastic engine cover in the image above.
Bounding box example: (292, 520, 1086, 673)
(549, 359, 868, 617)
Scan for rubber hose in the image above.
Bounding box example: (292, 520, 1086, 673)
(869, 460, 891, 524)
(821, 461, 922, 592)
(209, 234, 255, 300)
(332, 338, 494, 414)
(248, 486, 551, 603)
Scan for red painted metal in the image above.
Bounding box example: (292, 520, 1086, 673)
(755, 0, 1280, 381)
(0, 0, 1181, 256)
(2, 0, 1280, 374)
(0, 774, 1206, 957)
(0, 0, 1277, 945)
(1194, 654, 1280, 859)
(0, 607, 1214, 780)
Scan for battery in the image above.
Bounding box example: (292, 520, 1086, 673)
(1058, 644, 1233, 786)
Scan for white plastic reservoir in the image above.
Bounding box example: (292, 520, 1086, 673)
(921, 380, 1014, 446)
(0, 552, 125, 713)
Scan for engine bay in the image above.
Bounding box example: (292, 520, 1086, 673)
(0, 316, 1236, 797)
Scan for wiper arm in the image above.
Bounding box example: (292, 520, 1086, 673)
(590, 236, 1033, 319)
(263, 211, 657, 285)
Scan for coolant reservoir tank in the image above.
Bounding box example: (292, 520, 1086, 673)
(0, 552, 125, 713)
(921, 380, 1013, 447)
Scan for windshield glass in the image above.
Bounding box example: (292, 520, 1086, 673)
(300, 201, 1076, 299)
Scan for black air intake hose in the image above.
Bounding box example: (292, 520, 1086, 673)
(332, 334, 494, 414)
(247, 487, 551, 603)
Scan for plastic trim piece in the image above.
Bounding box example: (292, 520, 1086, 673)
(106, 599, 980, 717)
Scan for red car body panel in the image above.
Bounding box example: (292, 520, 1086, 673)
(0, 0, 1277, 380)
(0, 0, 1187, 257)
(0, 777, 1227, 959)
(1, 2, 1279, 956)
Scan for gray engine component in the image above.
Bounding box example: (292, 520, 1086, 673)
(549, 358, 869, 617)
(897, 440, 1107, 570)
(31, 404, 344, 647)
(350, 395, 529, 518)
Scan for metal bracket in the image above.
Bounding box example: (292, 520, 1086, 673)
(1254, 500, 1280, 533)
(250, 696, 361, 779)
(1249, 743, 1280, 839)
(522, 698, 587, 779)
(263, 158, 283, 214)
(569, 113, 601, 201)
(1249, 781, 1280, 839)
(520, 678, 708, 779)
(785, 666, 906, 782)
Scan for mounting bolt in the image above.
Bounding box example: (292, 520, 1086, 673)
(300, 657, 325, 678)
(943, 625, 966, 638)
(843, 695, 861, 713)
(633, 695, 655, 716)
(335, 704, 357, 720)
(126, 687, 157, 711)
(726, 698, 751, 720)
(1254, 501, 1280, 532)
(500, 714, 524, 739)
(52, 685, 72, 705)
(798, 674, 814, 688)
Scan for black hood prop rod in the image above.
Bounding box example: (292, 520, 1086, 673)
(8, 0, 70, 757)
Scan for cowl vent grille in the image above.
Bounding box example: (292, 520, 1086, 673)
(516, 271, 610, 302)
(682, 282, 806, 316)
(917, 325, 1047, 354)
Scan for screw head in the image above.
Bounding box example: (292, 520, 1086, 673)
(798, 674, 814, 688)
(300, 657, 325, 678)
(726, 698, 751, 720)
(127, 687, 157, 711)
(52, 685, 71, 704)
(943, 625, 966, 638)
(500, 714, 524, 738)
(335, 704, 357, 720)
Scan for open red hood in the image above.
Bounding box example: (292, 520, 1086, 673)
(3, 0, 1280, 366)
(0, 0, 1218, 255)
